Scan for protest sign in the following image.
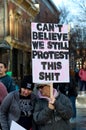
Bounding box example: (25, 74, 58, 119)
(10, 120, 26, 130)
(31, 23, 69, 83)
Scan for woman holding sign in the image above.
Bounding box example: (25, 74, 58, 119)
(33, 83, 73, 130)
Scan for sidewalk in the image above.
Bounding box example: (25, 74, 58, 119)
(76, 92, 86, 108)
(71, 108, 86, 130)
(71, 93, 86, 130)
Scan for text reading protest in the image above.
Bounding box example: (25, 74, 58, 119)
(31, 23, 69, 83)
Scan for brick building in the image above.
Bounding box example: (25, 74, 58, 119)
(0, 0, 60, 81)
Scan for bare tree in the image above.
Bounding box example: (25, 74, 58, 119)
(57, 0, 86, 48)
(71, 0, 86, 23)
(57, 0, 86, 25)
(58, 3, 70, 24)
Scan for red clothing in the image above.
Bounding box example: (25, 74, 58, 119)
(79, 69, 86, 81)
(0, 82, 8, 104)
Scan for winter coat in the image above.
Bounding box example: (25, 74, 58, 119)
(33, 90, 73, 130)
(79, 69, 86, 81)
(0, 90, 37, 130)
(67, 76, 78, 97)
(0, 82, 8, 105)
(0, 75, 16, 92)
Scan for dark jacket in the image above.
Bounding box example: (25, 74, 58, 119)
(0, 90, 37, 130)
(33, 89, 73, 130)
(0, 75, 16, 92)
(68, 76, 78, 97)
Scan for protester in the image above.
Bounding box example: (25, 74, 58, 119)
(58, 83, 69, 96)
(0, 82, 8, 130)
(0, 75, 37, 130)
(0, 82, 8, 105)
(79, 62, 86, 94)
(55, 75, 78, 123)
(33, 83, 73, 130)
(67, 75, 78, 123)
(0, 62, 16, 92)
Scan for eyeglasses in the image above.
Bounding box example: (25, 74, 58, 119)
(37, 85, 45, 90)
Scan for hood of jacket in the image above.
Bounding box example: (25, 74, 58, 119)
(37, 88, 59, 101)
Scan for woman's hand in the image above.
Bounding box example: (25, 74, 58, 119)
(49, 97, 56, 104)
(48, 103, 55, 110)
(48, 97, 56, 110)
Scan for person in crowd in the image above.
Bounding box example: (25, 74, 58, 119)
(55, 73, 78, 123)
(58, 83, 69, 96)
(0, 62, 16, 92)
(0, 75, 37, 130)
(33, 83, 73, 130)
(75, 67, 80, 91)
(67, 75, 78, 123)
(0, 82, 8, 105)
(0, 82, 8, 130)
(79, 62, 86, 94)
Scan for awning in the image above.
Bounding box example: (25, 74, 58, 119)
(0, 40, 11, 50)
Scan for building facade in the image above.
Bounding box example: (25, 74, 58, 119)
(0, 0, 60, 81)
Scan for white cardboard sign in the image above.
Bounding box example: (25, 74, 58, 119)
(31, 23, 69, 83)
(10, 120, 26, 130)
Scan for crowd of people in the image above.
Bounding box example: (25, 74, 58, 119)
(0, 60, 86, 130)
(0, 61, 73, 130)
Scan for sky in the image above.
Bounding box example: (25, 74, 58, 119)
(52, 0, 79, 12)
(52, 0, 63, 6)
(51, 0, 86, 26)
(52, 0, 86, 13)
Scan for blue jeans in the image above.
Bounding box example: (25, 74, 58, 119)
(69, 96, 76, 118)
(80, 80, 86, 91)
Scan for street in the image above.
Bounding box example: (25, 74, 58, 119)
(71, 93, 86, 130)
(71, 108, 86, 130)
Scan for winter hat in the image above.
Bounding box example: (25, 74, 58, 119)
(21, 75, 34, 90)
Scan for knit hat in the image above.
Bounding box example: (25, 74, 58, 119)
(21, 75, 34, 90)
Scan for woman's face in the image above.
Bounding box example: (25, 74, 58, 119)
(20, 88, 32, 97)
(38, 85, 50, 97)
